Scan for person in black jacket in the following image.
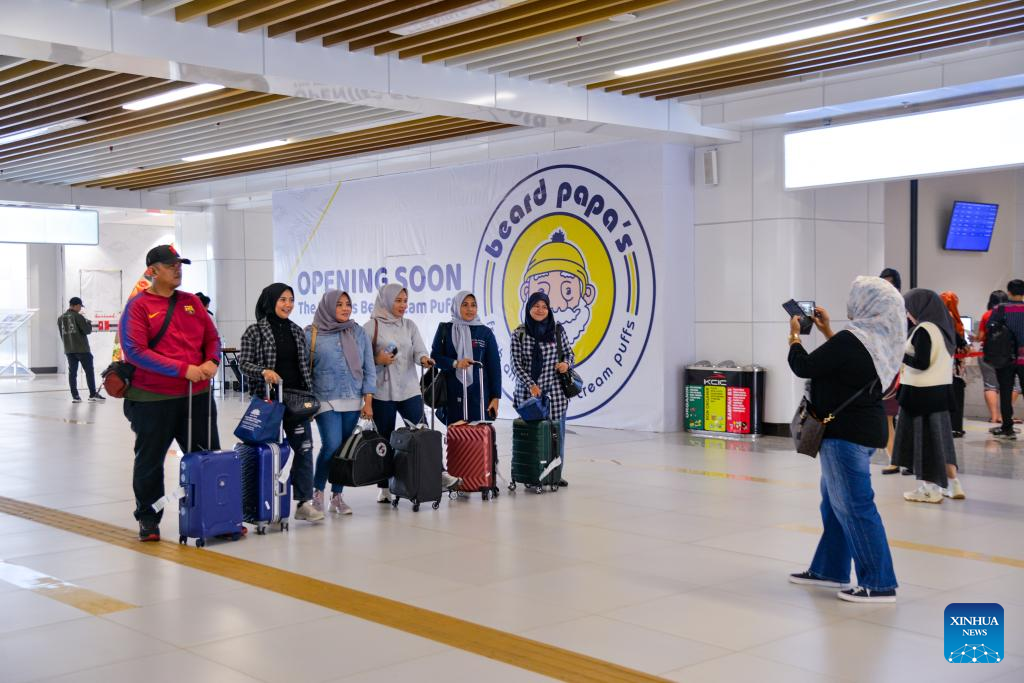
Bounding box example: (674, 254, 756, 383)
(787, 276, 905, 604)
(239, 283, 323, 523)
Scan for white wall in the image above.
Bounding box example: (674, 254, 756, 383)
(27, 244, 62, 371)
(694, 128, 885, 425)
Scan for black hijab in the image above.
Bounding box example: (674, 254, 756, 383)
(879, 268, 902, 292)
(904, 288, 956, 354)
(256, 283, 293, 329)
(524, 292, 555, 382)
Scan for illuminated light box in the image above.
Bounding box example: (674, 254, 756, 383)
(0, 206, 99, 245)
(784, 97, 1024, 189)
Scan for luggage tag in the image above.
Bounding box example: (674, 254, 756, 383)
(152, 486, 186, 512)
(538, 457, 562, 482)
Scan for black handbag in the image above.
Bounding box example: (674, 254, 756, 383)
(555, 326, 583, 399)
(282, 388, 320, 420)
(420, 323, 448, 408)
(791, 379, 876, 457)
(329, 419, 394, 486)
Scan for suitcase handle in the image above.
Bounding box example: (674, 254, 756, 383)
(460, 361, 486, 423)
(419, 364, 435, 430)
(186, 380, 216, 452)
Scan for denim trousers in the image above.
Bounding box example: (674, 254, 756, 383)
(313, 410, 359, 494)
(283, 417, 314, 503)
(809, 438, 898, 591)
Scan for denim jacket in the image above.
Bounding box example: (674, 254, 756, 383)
(305, 325, 376, 403)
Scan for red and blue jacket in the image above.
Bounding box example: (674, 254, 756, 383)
(120, 289, 220, 395)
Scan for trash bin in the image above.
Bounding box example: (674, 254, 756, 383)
(683, 362, 765, 437)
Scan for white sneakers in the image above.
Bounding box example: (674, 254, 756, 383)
(329, 493, 352, 515)
(294, 501, 324, 522)
(942, 479, 966, 500)
(441, 472, 463, 491)
(377, 488, 392, 504)
(904, 483, 943, 504)
(311, 490, 324, 512)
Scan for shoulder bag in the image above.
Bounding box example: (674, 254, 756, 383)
(420, 323, 448, 408)
(101, 292, 177, 398)
(555, 325, 583, 399)
(791, 378, 877, 457)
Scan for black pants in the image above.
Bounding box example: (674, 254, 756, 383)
(124, 392, 220, 525)
(996, 365, 1024, 433)
(66, 352, 97, 398)
(950, 377, 966, 432)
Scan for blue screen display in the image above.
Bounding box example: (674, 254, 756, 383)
(945, 201, 998, 251)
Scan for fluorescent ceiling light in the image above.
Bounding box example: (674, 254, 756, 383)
(784, 97, 1024, 189)
(614, 17, 871, 77)
(0, 118, 87, 145)
(123, 83, 225, 111)
(182, 139, 288, 163)
(391, 0, 526, 36)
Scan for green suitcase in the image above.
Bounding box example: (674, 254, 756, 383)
(510, 418, 561, 493)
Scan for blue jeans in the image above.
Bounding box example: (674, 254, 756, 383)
(809, 439, 897, 592)
(373, 396, 425, 489)
(283, 417, 314, 502)
(313, 410, 359, 494)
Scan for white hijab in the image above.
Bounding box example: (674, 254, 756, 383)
(845, 276, 907, 388)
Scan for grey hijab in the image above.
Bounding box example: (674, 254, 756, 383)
(845, 276, 907, 387)
(450, 291, 484, 387)
(904, 288, 956, 354)
(310, 290, 362, 382)
(370, 284, 405, 325)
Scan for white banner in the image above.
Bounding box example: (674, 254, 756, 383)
(275, 143, 672, 430)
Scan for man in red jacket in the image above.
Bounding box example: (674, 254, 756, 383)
(120, 245, 220, 541)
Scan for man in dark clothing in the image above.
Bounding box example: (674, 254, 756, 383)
(120, 245, 220, 541)
(58, 297, 104, 403)
(992, 279, 1024, 440)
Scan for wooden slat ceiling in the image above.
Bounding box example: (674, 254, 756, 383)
(0, 57, 515, 188)
(80, 116, 513, 190)
(589, 0, 1024, 100)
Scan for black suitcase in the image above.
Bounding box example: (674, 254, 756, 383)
(510, 418, 562, 493)
(389, 425, 443, 511)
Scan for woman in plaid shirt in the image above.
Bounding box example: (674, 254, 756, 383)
(510, 292, 575, 487)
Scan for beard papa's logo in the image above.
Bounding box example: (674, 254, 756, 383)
(473, 164, 655, 419)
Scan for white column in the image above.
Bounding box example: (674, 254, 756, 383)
(27, 244, 63, 372)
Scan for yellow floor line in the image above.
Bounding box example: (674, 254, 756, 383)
(778, 523, 1024, 570)
(585, 457, 818, 490)
(0, 560, 137, 615)
(0, 496, 669, 683)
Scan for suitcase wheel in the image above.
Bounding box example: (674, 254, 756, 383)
(231, 532, 242, 542)
(481, 490, 490, 501)
(549, 483, 559, 492)
(508, 482, 517, 493)
(391, 498, 399, 508)
(491, 487, 500, 499)
(432, 500, 440, 510)
(256, 525, 266, 536)
(179, 535, 187, 545)
(281, 522, 289, 532)
(412, 502, 420, 512)
(448, 490, 458, 500)
(196, 538, 207, 548)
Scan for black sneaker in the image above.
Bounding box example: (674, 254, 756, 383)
(71, 396, 82, 403)
(996, 430, 1017, 441)
(88, 393, 106, 402)
(789, 571, 845, 588)
(558, 479, 569, 487)
(838, 586, 896, 603)
(138, 522, 160, 542)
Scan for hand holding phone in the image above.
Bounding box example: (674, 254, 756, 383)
(782, 299, 814, 334)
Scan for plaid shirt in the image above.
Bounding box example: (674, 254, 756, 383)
(239, 319, 312, 393)
(510, 324, 575, 420)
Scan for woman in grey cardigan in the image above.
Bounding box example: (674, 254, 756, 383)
(364, 284, 459, 502)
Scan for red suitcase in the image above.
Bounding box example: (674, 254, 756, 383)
(445, 363, 499, 501)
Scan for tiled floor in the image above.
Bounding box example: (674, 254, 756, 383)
(1, 376, 1022, 682)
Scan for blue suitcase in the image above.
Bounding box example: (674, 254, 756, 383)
(178, 384, 244, 548)
(236, 440, 292, 535)
(236, 382, 293, 534)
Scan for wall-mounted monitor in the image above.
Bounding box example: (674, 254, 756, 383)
(0, 205, 99, 245)
(944, 201, 997, 252)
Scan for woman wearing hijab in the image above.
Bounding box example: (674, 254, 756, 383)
(365, 284, 442, 503)
(940, 291, 969, 438)
(508, 292, 575, 487)
(431, 291, 502, 424)
(239, 283, 322, 522)
(894, 288, 964, 503)
(307, 290, 376, 516)
(788, 276, 903, 603)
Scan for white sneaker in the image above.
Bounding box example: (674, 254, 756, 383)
(377, 488, 392, 504)
(441, 472, 463, 491)
(311, 490, 324, 512)
(330, 493, 352, 515)
(943, 479, 966, 500)
(904, 484, 943, 504)
(294, 501, 324, 522)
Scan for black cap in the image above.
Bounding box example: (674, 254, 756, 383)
(146, 244, 191, 267)
(69, 297, 83, 307)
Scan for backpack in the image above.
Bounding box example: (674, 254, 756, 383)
(983, 309, 1017, 369)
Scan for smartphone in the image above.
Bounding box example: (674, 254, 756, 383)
(782, 299, 814, 334)
(798, 301, 816, 318)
